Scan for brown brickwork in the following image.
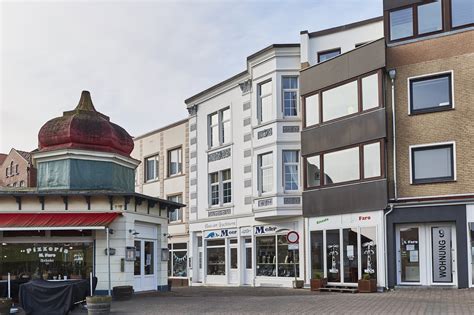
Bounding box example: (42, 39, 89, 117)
(386, 30, 474, 199)
(0, 148, 37, 187)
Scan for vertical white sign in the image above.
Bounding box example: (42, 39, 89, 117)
(432, 226, 452, 283)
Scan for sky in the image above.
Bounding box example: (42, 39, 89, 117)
(0, 0, 381, 153)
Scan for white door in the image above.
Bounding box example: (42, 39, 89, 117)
(229, 239, 238, 284)
(243, 238, 253, 285)
(134, 239, 157, 291)
(396, 224, 456, 286)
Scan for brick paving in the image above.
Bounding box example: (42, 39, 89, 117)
(72, 286, 474, 314)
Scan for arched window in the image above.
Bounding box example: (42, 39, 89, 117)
(19, 181, 25, 187)
(15, 164, 19, 175)
(12, 182, 17, 187)
(10, 161, 14, 176)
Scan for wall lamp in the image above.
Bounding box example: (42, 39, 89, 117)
(128, 229, 140, 236)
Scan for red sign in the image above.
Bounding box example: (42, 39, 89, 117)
(287, 231, 299, 244)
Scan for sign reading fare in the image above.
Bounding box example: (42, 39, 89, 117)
(431, 226, 452, 283)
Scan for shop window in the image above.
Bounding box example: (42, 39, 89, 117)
(134, 241, 141, 275)
(282, 76, 298, 117)
(310, 231, 324, 278)
(50, 230, 92, 237)
(207, 239, 225, 276)
(3, 230, 46, 237)
(451, 0, 474, 28)
(360, 227, 377, 280)
(304, 94, 319, 127)
(144, 241, 154, 275)
(145, 155, 159, 182)
(230, 248, 238, 269)
(343, 228, 358, 283)
(326, 229, 340, 282)
(168, 147, 182, 177)
(411, 143, 455, 184)
(256, 235, 299, 278)
(258, 80, 273, 123)
(409, 73, 452, 114)
(283, 150, 299, 191)
(317, 48, 341, 63)
(0, 242, 93, 280)
(169, 243, 187, 277)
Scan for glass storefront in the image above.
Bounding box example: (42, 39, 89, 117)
(399, 227, 420, 283)
(207, 240, 225, 276)
(310, 231, 323, 278)
(0, 242, 93, 280)
(256, 235, 299, 277)
(168, 243, 187, 277)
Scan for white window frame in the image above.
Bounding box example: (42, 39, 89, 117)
(168, 147, 183, 177)
(209, 172, 220, 206)
(144, 154, 159, 183)
(407, 70, 455, 115)
(409, 141, 456, 184)
(167, 194, 183, 223)
(222, 169, 232, 204)
(258, 152, 273, 195)
(208, 107, 231, 148)
(282, 76, 298, 117)
(258, 80, 273, 123)
(208, 112, 219, 148)
(220, 107, 231, 145)
(209, 169, 232, 207)
(282, 150, 299, 191)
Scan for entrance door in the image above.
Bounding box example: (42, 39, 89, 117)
(229, 239, 238, 284)
(243, 238, 253, 285)
(396, 224, 456, 286)
(134, 239, 156, 291)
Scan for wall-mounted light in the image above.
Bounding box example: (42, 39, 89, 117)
(129, 229, 140, 236)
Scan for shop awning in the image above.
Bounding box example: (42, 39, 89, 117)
(0, 212, 120, 230)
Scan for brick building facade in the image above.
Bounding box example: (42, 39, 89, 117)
(0, 148, 37, 187)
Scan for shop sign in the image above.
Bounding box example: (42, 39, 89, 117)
(240, 227, 253, 237)
(316, 218, 329, 225)
(432, 226, 452, 283)
(204, 220, 237, 230)
(23, 246, 70, 264)
(204, 228, 238, 239)
(254, 225, 278, 235)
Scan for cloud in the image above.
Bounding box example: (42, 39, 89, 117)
(0, 0, 381, 153)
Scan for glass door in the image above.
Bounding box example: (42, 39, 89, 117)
(243, 238, 253, 285)
(398, 227, 421, 284)
(343, 228, 358, 283)
(133, 239, 156, 291)
(326, 229, 340, 283)
(229, 239, 238, 284)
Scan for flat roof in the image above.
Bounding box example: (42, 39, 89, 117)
(301, 16, 383, 38)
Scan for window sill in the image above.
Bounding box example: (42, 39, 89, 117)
(206, 143, 233, 154)
(165, 173, 185, 181)
(206, 204, 234, 211)
(168, 221, 185, 225)
(411, 179, 456, 185)
(409, 106, 453, 116)
(144, 179, 160, 184)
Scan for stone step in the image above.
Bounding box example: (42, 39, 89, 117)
(319, 286, 358, 293)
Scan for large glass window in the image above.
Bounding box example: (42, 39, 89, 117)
(145, 155, 159, 182)
(326, 229, 340, 282)
(277, 235, 299, 277)
(364, 142, 381, 178)
(310, 231, 324, 279)
(258, 152, 273, 194)
(411, 144, 454, 184)
(362, 73, 379, 111)
(207, 240, 225, 276)
(360, 227, 377, 280)
(256, 235, 299, 278)
(410, 73, 452, 114)
(322, 80, 358, 122)
(168, 148, 182, 176)
(304, 94, 319, 127)
(317, 48, 341, 63)
(343, 228, 358, 283)
(283, 150, 299, 191)
(168, 243, 187, 277)
(282, 77, 298, 117)
(390, 7, 414, 40)
(0, 242, 93, 281)
(167, 195, 183, 223)
(451, 0, 474, 28)
(324, 147, 360, 184)
(418, 0, 442, 34)
(258, 81, 273, 123)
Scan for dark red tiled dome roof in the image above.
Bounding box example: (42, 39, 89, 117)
(38, 91, 134, 157)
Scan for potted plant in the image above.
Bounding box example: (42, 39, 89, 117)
(0, 297, 12, 315)
(292, 279, 304, 289)
(310, 271, 327, 291)
(86, 295, 112, 315)
(358, 273, 377, 293)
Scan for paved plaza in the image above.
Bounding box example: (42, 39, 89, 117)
(72, 286, 474, 314)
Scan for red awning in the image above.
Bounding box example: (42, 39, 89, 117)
(0, 213, 119, 230)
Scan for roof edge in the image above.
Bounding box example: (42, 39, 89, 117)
(133, 118, 188, 141)
(307, 16, 383, 38)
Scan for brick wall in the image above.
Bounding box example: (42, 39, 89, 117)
(386, 30, 474, 198)
(0, 150, 36, 187)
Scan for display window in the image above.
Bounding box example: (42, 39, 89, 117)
(168, 243, 187, 277)
(256, 235, 299, 277)
(0, 242, 93, 281)
(207, 239, 225, 276)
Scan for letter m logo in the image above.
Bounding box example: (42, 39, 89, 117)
(255, 226, 265, 235)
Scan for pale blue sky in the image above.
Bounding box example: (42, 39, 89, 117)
(0, 0, 381, 153)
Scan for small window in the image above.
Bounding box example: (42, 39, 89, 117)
(168, 147, 182, 176)
(19, 181, 25, 187)
(221, 108, 231, 144)
(363, 142, 381, 178)
(145, 155, 159, 182)
(210, 172, 219, 206)
(306, 155, 321, 187)
(209, 113, 219, 148)
(258, 152, 273, 194)
(304, 94, 319, 127)
(15, 164, 19, 175)
(417, 0, 442, 35)
(258, 81, 273, 123)
(208, 108, 231, 148)
(361, 73, 379, 111)
(411, 144, 454, 184)
(410, 73, 452, 114)
(222, 169, 232, 204)
(283, 150, 299, 191)
(282, 77, 298, 117)
(317, 48, 341, 63)
(390, 7, 414, 41)
(167, 195, 183, 223)
(451, 0, 474, 28)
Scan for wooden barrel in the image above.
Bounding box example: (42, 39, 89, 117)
(86, 296, 112, 315)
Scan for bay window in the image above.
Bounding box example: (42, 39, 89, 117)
(322, 81, 358, 122)
(304, 94, 319, 127)
(258, 81, 273, 123)
(283, 150, 299, 191)
(305, 140, 383, 188)
(258, 152, 273, 194)
(282, 77, 298, 117)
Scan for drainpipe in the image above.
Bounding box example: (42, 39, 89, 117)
(106, 227, 111, 296)
(384, 69, 397, 291)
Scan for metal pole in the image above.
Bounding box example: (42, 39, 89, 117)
(7, 272, 11, 298)
(90, 272, 93, 296)
(106, 227, 111, 296)
(293, 249, 297, 286)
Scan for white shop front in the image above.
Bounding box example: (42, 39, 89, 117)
(189, 218, 305, 287)
(306, 210, 386, 288)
